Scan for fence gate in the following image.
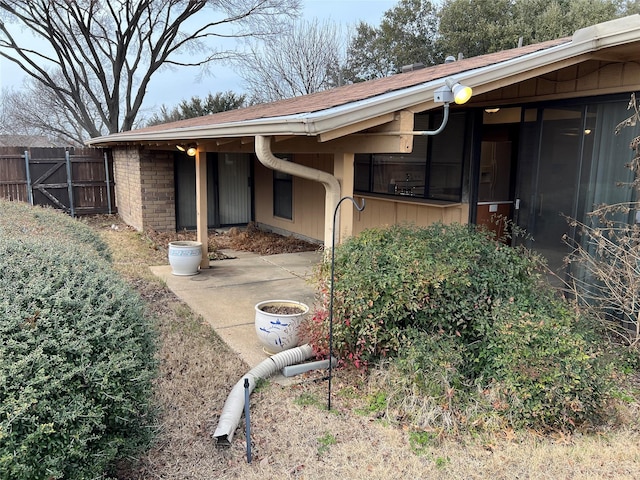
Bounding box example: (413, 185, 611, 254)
(0, 147, 115, 216)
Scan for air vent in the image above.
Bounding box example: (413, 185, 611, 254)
(401, 63, 425, 73)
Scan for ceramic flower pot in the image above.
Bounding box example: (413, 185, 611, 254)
(168, 240, 203, 276)
(254, 300, 309, 354)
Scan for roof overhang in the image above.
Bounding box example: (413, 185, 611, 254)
(86, 15, 640, 148)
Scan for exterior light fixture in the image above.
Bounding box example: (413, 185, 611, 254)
(447, 78, 473, 105)
(177, 143, 198, 156)
(419, 77, 473, 136)
(186, 145, 197, 157)
(485, 107, 500, 114)
(434, 78, 473, 105)
(367, 77, 473, 137)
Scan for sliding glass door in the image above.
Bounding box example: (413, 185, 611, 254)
(513, 97, 636, 274)
(520, 106, 584, 271)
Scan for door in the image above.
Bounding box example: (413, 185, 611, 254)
(217, 153, 251, 225)
(175, 153, 217, 229)
(516, 106, 584, 272)
(175, 152, 252, 230)
(475, 115, 520, 242)
(476, 140, 514, 240)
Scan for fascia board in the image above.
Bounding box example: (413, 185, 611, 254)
(85, 94, 433, 145)
(572, 14, 640, 47)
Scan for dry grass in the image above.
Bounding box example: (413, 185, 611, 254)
(84, 216, 640, 480)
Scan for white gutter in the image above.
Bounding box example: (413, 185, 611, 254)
(86, 15, 640, 148)
(255, 135, 340, 248)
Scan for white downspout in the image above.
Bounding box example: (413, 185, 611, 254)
(255, 135, 341, 248)
(213, 344, 314, 445)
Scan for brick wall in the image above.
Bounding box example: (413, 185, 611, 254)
(139, 149, 175, 232)
(113, 147, 143, 229)
(112, 146, 176, 232)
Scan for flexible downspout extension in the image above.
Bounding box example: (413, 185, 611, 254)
(213, 344, 314, 446)
(254, 135, 341, 248)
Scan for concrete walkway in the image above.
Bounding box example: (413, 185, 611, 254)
(150, 250, 321, 368)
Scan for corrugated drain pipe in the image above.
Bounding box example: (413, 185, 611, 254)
(213, 344, 314, 445)
(254, 135, 341, 248)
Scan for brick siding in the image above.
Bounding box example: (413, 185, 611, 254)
(112, 146, 176, 232)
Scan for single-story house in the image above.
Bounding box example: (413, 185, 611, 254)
(87, 15, 640, 272)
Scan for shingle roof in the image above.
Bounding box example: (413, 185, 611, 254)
(87, 15, 640, 146)
(123, 38, 569, 135)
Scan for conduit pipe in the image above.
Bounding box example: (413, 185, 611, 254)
(255, 135, 341, 248)
(213, 344, 314, 446)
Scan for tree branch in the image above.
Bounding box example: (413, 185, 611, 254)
(0, 0, 301, 137)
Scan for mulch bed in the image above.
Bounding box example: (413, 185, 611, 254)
(144, 222, 319, 257)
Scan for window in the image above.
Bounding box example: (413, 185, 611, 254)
(354, 112, 467, 202)
(428, 112, 467, 201)
(273, 170, 293, 219)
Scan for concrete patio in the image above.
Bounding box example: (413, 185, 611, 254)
(150, 250, 321, 368)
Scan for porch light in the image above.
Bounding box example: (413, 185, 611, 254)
(176, 143, 197, 156)
(415, 77, 473, 136)
(361, 77, 473, 137)
(448, 78, 473, 105)
(186, 145, 197, 157)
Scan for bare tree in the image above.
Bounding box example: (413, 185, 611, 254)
(0, 0, 300, 140)
(1, 76, 106, 146)
(238, 18, 346, 103)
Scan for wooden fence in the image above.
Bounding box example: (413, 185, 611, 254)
(0, 147, 116, 216)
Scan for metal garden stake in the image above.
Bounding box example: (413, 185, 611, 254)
(244, 378, 252, 463)
(328, 196, 365, 410)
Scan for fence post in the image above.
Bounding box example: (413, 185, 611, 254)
(65, 150, 75, 217)
(104, 152, 113, 214)
(23, 150, 33, 205)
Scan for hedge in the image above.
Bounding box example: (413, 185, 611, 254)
(0, 203, 156, 479)
(0, 199, 110, 262)
(305, 223, 621, 431)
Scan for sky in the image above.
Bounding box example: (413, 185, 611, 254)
(141, 0, 396, 112)
(0, 0, 397, 116)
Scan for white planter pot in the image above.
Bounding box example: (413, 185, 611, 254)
(255, 300, 309, 354)
(168, 241, 203, 276)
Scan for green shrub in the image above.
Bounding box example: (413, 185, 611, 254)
(0, 199, 111, 262)
(480, 300, 614, 430)
(306, 223, 545, 368)
(0, 235, 156, 479)
(305, 223, 621, 431)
